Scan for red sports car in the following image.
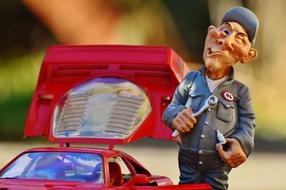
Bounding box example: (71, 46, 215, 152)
(0, 45, 210, 190)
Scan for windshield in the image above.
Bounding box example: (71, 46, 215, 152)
(0, 152, 103, 183)
(53, 77, 151, 139)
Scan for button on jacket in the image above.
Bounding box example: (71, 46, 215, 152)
(163, 67, 255, 156)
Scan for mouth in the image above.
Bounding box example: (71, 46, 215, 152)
(207, 48, 225, 56)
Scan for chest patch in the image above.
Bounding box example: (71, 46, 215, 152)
(221, 91, 234, 101)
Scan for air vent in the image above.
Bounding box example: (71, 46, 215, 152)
(56, 91, 90, 133)
(105, 94, 143, 135)
(119, 65, 168, 71)
(50, 64, 109, 80)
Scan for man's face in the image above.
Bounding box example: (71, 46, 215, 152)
(203, 22, 257, 77)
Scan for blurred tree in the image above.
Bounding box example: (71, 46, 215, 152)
(164, 0, 210, 62)
(0, 0, 53, 59)
(22, 0, 120, 44)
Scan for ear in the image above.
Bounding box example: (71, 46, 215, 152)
(241, 48, 258, 64)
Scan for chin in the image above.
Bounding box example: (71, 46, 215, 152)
(205, 60, 219, 71)
(205, 65, 217, 73)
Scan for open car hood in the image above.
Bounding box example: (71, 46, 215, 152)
(24, 45, 189, 145)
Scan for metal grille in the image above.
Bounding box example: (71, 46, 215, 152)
(105, 94, 143, 135)
(56, 92, 90, 133)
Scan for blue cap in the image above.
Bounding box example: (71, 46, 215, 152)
(221, 6, 259, 43)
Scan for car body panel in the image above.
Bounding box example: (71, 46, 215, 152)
(24, 45, 190, 145)
(0, 179, 210, 190)
(0, 147, 210, 190)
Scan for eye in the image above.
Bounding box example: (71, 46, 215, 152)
(223, 28, 230, 35)
(236, 38, 243, 44)
(236, 35, 245, 44)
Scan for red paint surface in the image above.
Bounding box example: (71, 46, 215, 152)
(24, 45, 190, 145)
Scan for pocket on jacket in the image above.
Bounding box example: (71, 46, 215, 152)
(216, 99, 235, 122)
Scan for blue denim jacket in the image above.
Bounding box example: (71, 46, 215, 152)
(163, 67, 255, 156)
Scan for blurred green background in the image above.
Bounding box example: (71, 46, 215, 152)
(0, 0, 286, 146)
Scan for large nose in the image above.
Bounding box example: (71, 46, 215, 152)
(208, 25, 220, 38)
(218, 33, 234, 51)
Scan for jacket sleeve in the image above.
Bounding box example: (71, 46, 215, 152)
(162, 72, 197, 130)
(230, 85, 256, 157)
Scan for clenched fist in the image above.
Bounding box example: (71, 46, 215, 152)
(171, 108, 197, 133)
(216, 138, 247, 168)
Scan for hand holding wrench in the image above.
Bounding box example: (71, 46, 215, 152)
(172, 95, 218, 138)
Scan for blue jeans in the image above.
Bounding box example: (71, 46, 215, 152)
(178, 149, 231, 190)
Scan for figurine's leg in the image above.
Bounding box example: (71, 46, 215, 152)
(202, 165, 231, 190)
(178, 149, 202, 184)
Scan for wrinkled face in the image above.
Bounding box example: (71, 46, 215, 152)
(203, 22, 257, 75)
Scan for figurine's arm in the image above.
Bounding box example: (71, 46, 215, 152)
(230, 85, 256, 156)
(162, 72, 198, 130)
(216, 85, 255, 168)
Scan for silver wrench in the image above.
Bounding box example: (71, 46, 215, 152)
(172, 95, 218, 138)
(216, 130, 227, 144)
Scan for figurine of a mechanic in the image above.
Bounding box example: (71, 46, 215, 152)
(163, 6, 258, 190)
